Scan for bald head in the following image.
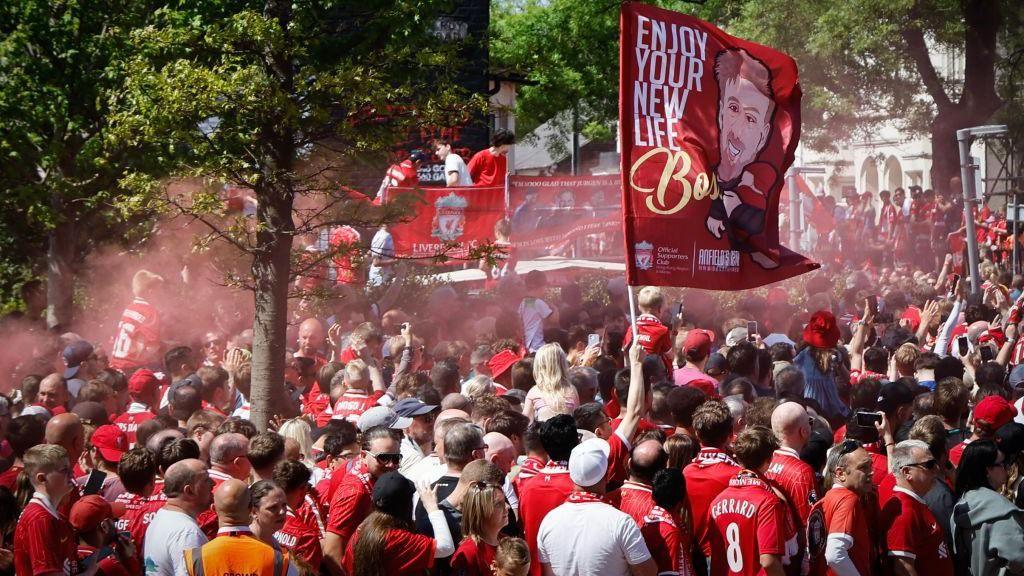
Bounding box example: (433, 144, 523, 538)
(210, 432, 251, 479)
(628, 439, 667, 484)
(45, 413, 84, 463)
(771, 401, 810, 450)
(38, 373, 69, 410)
(437, 408, 471, 423)
(214, 478, 251, 526)
(484, 432, 516, 474)
(297, 318, 325, 357)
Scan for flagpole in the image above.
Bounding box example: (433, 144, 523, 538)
(627, 283, 638, 339)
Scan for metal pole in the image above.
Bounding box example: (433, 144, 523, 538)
(1013, 193, 1019, 276)
(786, 168, 800, 248)
(958, 129, 983, 296)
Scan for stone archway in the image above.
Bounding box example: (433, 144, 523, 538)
(860, 157, 879, 193)
(884, 155, 903, 191)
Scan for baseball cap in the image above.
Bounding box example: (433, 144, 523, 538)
(704, 353, 728, 377)
(568, 437, 610, 488)
(70, 495, 126, 532)
(1010, 364, 1024, 389)
(128, 369, 160, 397)
(356, 406, 412, 432)
(683, 329, 715, 358)
(170, 373, 203, 396)
(21, 405, 52, 419)
(877, 380, 916, 414)
(91, 424, 128, 463)
(974, 395, 1018, 431)
(408, 149, 429, 163)
(372, 471, 416, 515)
(725, 327, 748, 347)
(996, 422, 1024, 459)
(63, 340, 95, 379)
(71, 402, 109, 426)
(393, 398, 438, 418)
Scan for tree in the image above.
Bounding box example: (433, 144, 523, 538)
(113, 0, 481, 430)
(0, 0, 165, 328)
(493, 0, 1022, 192)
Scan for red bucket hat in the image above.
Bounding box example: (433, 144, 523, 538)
(803, 310, 840, 349)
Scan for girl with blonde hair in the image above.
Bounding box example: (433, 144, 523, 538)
(450, 481, 509, 576)
(277, 417, 316, 470)
(523, 343, 578, 422)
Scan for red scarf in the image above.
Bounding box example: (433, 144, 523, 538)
(728, 470, 771, 489)
(642, 505, 678, 528)
(694, 447, 738, 468)
(567, 491, 610, 505)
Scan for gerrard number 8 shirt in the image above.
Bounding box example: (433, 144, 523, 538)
(708, 471, 787, 576)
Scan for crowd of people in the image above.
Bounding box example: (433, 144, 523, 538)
(4, 198, 1024, 576)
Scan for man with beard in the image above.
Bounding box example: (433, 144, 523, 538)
(704, 48, 780, 269)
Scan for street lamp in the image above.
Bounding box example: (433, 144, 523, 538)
(957, 124, 1008, 295)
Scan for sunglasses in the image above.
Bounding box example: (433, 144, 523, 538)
(470, 481, 502, 491)
(837, 439, 860, 457)
(367, 451, 402, 465)
(904, 459, 937, 471)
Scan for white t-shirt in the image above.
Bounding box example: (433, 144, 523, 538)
(519, 297, 552, 353)
(445, 153, 473, 186)
(143, 508, 209, 576)
(537, 500, 652, 575)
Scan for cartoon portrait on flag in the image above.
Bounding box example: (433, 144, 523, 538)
(620, 1, 818, 290)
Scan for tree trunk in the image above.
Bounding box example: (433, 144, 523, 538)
(929, 117, 961, 196)
(46, 194, 76, 331)
(249, 187, 294, 431)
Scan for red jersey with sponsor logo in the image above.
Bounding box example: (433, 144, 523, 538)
(608, 481, 656, 526)
(641, 506, 697, 576)
(330, 389, 385, 423)
(326, 463, 374, 546)
(708, 472, 788, 576)
(684, 447, 741, 555)
(764, 447, 818, 525)
(517, 461, 574, 576)
(467, 148, 506, 187)
(113, 403, 156, 447)
(623, 314, 673, 370)
(110, 298, 161, 370)
(881, 487, 953, 576)
(14, 496, 78, 576)
(113, 491, 147, 533)
(807, 486, 875, 576)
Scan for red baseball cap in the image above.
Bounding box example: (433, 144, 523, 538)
(69, 495, 125, 532)
(91, 424, 128, 463)
(488, 349, 523, 380)
(974, 395, 1018, 431)
(128, 369, 159, 397)
(683, 329, 715, 358)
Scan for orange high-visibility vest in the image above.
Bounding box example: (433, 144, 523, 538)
(184, 533, 290, 576)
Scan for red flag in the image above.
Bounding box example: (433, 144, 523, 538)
(620, 2, 818, 290)
(388, 186, 505, 261)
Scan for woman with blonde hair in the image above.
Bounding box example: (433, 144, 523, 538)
(523, 343, 578, 422)
(450, 481, 509, 576)
(277, 417, 316, 470)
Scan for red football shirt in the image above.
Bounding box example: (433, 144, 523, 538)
(109, 298, 161, 370)
(113, 491, 148, 533)
(126, 482, 165, 549)
(113, 403, 157, 447)
(467, 149, 507, 187)
(806, 486, 875, 576)
(948, 440, 970, 468)
(450, 538, 498, 576)
(641, 506, 697, 576)
(517, 461, 574, 576)
(276, 502, 324, 570)
(326, 463, 374, 545)
(330, 389, 385, 423)
(608, 481, 656, 526)
(343, 526, 435, 575)
(623, 314, 673, 370)
(708, 472, 788, 576)
(764, 447, 818, 525)
(881, 487, 953, 576)
(684, 447, 741, 555)
(0, 464, 22, 491)
(14, 495, 78, 576)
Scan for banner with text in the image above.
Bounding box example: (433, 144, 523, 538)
(388, 186, 506, 261)
(620, 2, 818, 290)
(508, 175, 622, 251)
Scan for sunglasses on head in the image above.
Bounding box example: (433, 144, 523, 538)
(837, 439, 860, 457)
(470, 481, 501, 491)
